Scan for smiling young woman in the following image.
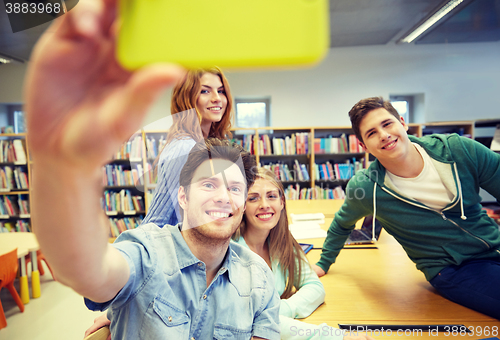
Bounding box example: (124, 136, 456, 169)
(142, 67, 234, 228)
(231, 168, 328, 334)
(232, 168, 312, 300)
(231, 168, 375, 339)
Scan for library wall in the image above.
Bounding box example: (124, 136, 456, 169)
(0, 63, 26, 103)
(223, 42, 500, 127)
(1, 42, 500, 127)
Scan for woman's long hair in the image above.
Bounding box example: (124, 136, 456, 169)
(232, 168, 307, 299)
(166, 66, 233, 144)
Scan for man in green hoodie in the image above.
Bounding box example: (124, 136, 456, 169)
(312, 97, 500, 319)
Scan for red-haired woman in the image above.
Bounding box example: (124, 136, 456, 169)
(142, 67, 233, 227)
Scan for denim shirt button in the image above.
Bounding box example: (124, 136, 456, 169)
(168, 316, 172, 322)
(202, 294, 207, 300)
(197, 262, 203, 267)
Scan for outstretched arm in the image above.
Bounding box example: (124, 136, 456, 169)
(26, 0, 184, 302)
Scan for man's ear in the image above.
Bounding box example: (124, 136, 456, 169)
(400, 116, 409, 132)
(358, 140, 366, 151)
(178, 186, 188, 210)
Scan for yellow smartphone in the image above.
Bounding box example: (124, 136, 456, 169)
(117, 0, 330, 70)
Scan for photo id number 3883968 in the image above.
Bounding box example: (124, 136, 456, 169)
(5, 2, 64, 15)
(440, 325, 498, 337)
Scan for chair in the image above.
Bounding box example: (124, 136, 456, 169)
(0, 248, 25, 329)
(83, 326, 111, 340)
(25, 250, 55, 280)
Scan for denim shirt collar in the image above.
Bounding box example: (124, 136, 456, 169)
(170, 223, 232, 279)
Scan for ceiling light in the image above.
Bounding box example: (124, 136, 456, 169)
(399, 0, 465, 43)
(0, 53, 24, 64)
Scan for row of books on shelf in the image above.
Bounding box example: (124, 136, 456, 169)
(314, 159, 364, 181)
(261, 160, 310, 182)
(0, 220, 31, 233)
(108, 216, 143, 238)
(103, 162, 157, 187)
(0, 194, 30, 217)
(314, 134, 363, 154)
(113, 135, 143, 160)
(232, 133, 363, 155)
(231, 134, 253, 154)
(102, 190, 145, 213)
(232, 132, 309, 156)
(0, 166, 29, 191)
(258, 132, 309, 155)
(284, 183, 346, 200)
(103, 164, 144, 187)
(145, 134, 167, 160)
(0, 139, 27, 164)
(259, 158, 364, 182)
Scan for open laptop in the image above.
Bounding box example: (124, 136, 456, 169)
(345, 215, 383, 245)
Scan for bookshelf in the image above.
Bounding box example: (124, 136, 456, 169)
(258, 128, 312, 199)
(311, 127, 366, 200)
(231, 121, 483, 201)
(0, 133, 31, 233)
(474, 119, 500, 151)
(103, 131, 147, 237)
(96, 119, 481, 235)
(231, 127, 313, 199)
(143, 130, 168, 210)
(231, 126, 366, 200)
(473, 119, 500, 204)
(407, 123, 422, 137)
(0, 121, 482, 237)
(422, 121, 474, 138)
(103, 129, 171, 237)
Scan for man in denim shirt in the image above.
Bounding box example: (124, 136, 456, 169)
(85, 139, 280, 339)
(25, 1, 280, 338)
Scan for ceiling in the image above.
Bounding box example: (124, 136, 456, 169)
(1, 0, 499, 64)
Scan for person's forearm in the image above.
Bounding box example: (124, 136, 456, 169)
(32, 158, 128, 301)
(315, 229, 345, 273)
(281, 265, 325, 319)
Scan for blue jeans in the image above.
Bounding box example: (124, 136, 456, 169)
(429, 259, 500, 320)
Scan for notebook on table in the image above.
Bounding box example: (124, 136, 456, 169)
(299, 243, 314, 254)
(344, 215, 382, 246)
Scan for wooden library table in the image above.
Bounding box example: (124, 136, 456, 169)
(0, 232, 41, 304)
(287, 200, 500, 339)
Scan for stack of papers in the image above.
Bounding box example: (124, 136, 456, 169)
(290, 213, 325, 224)
(289, 213, 327, 240)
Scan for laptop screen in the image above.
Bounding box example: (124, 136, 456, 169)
(360, 215, 383, 240)
(345, 215, 383, 245)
